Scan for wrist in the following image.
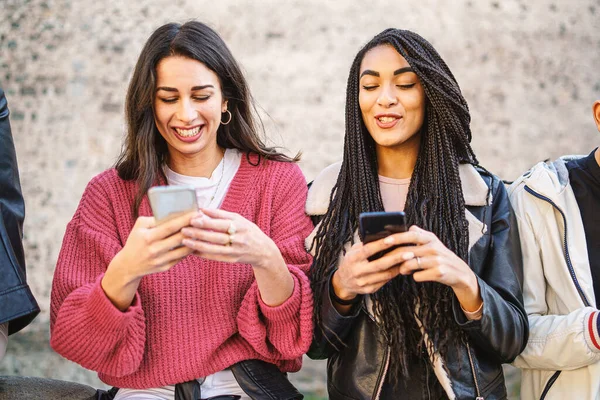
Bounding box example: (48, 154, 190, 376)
(105, 252, 140, 287)
(454, 271, 482, 312)
(252, 242, 285, 271)
(331, 270, 358, 302)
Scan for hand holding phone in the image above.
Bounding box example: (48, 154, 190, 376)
(148, 185, 198, 225)
(359, 211, 408, 261)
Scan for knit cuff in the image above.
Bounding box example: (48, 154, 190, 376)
(87, 275, 143, 332)
(258, 274, 301, 323)
(585, 311, 600, 352)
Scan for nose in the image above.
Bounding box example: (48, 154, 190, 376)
(377, 85, 398, 108)
(177, 99, 197, 123)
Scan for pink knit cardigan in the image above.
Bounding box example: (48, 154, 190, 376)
(50, 155, 314, 389)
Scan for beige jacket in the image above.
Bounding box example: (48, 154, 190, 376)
(509, 157, 600, 400)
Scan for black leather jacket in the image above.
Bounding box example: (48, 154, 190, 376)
(0, 87, 39, 334)
(309, 170, 528, 400)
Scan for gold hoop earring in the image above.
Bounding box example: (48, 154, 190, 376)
(221, 110, 232, 125)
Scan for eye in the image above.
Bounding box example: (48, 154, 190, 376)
(193, 96, 210, 101)
(397, 83, 416, 90)
(362, 85, 378, 91)
(158, 97, 178, 104)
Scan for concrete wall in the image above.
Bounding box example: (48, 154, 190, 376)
(1, 0, 598, 397)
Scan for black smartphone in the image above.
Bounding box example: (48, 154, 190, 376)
(359, 211, 408, 261)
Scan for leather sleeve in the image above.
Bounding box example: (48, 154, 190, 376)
(0, 87, 40, 334)
(452, 176, 529, 363)
(307, 271, 362, 360)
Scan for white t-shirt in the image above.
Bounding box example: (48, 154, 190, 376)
(116, 149, 247, 400)
(164, 148, 242, 209)
(114, 369, 248, 400)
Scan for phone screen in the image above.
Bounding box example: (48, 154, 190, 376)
(359, 211, 407, 261)
(148, 185, 198, 224)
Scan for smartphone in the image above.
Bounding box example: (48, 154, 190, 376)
(359, 211, 408, 261)
(148, 185, 198, 225)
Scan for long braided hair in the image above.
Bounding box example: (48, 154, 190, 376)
(310, 29, 479, 382)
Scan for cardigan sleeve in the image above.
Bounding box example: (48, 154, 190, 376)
(50, 176, 147, 377)
(236, 163, 314, 361)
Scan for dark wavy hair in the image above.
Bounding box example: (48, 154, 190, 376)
(115, 21, 297, 217)
(310, 29, 479, 382)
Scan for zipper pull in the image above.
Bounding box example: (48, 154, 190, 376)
(476, 397, 484, 400)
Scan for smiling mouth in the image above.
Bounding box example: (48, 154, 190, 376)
(377, 116, 398, 123)
(174, 126, 202, 137)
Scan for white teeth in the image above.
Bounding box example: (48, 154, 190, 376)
(378, 116, 397, 123)
(175, 126, 200, 137)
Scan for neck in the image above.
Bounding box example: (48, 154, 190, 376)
(167, 145, 224, 178)
(375, 135, 420, 179)
(595, 147, 600, 167)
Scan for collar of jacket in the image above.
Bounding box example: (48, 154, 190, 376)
(513, 155, 586, 204)
(305, 161, 490, 253)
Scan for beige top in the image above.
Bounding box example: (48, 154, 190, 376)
(379, 175, 411, 212)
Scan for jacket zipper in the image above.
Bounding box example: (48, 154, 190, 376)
(524, 186, 591, 306)
(524, 185, 586, 399)
(466, 342, 484, 400)
(372, 346, 390, 400)
(365, 309, 390, 400)
(539, 371, 561, 400)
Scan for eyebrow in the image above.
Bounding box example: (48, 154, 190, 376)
(359, 67, 414, 78)
(155, 85, 214, 92)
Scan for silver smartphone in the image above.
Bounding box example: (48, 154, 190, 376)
(148, 185, 198, 225)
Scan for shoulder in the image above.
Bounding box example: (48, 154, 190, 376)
(508, 161, 561, 200)
(262, 158, 305, 180)
(78, 169, 135, 217)
(248, 157, 307, 190)
(85, 168, 132, 197)
(244, 157, 308, 205)
(306, 161, 342, 216)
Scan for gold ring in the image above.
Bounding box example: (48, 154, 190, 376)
(416, 256, 421, 269)
(227, 221, 236, 235)
(228, 234, 235, 246)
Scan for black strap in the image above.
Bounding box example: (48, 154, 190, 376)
(230, 359, 303, 400)
(174, 380, 202, 400)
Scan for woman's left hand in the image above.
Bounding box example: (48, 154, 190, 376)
(180, 208, 283, 270)
(180, 208, 294, 307)
(387, 225, 482, 312)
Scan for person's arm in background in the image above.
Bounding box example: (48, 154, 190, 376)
(0, 87, 40, 348)
(509, 181, 600, 370)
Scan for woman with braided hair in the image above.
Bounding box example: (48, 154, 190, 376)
(306, 29, 528, 399)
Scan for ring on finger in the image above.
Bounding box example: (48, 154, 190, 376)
(228, 233, 235, 246)
(416, 256, 422, 270)
(227, 221, 237, 235)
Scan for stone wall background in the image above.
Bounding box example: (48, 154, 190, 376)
(1, 0, 599, 398)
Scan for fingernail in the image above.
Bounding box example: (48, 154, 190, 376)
(402, 252, 414, 260)
(384, 236, 394, 244)
(182, 239, 193, 246)
(181, 228, 192, 236)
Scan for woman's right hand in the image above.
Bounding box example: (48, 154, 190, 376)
(331, 238, 412, 308)
(101, 211, 197, 310)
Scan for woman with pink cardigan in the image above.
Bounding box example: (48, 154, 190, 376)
(50, 21, 313, 400)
